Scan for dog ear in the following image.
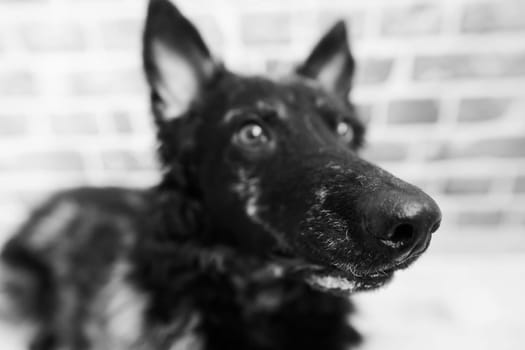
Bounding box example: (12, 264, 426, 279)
(143, 0, 219, 121)
(296, 21, 355, 101)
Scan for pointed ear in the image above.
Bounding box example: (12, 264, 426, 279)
(296, 21, 355, 101)
(143, 0, 219, 121)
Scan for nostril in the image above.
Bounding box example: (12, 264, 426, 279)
(380, 223, 414, 248)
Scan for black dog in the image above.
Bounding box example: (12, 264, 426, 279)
(0, 0, 441, 349)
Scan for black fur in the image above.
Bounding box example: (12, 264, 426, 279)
(1, 1, 441, 349)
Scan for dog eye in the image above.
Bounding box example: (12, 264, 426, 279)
(235, 122, 270, 148)
(336, 121, 354, 143)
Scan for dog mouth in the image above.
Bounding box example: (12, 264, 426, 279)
(304, 262, 401, 294)
(269, 249, 402, 295)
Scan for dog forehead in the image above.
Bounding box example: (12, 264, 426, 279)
(216, 74, 331, 118)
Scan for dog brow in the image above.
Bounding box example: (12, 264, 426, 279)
(222, 108, 246, 123)
(256, 100, 288, 121)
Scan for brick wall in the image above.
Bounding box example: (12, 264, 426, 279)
(0, 0, 524, 251)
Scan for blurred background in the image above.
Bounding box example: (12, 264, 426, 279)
(0, 0, 524, 349)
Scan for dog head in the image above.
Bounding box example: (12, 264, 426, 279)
(143, 0, 441, 293)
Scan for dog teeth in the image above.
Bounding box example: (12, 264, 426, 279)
(306, 275, 357, 292)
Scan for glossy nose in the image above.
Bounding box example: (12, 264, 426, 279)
(364, 190, 442, 263)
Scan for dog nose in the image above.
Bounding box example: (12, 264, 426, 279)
(364, 189, 441, 262)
